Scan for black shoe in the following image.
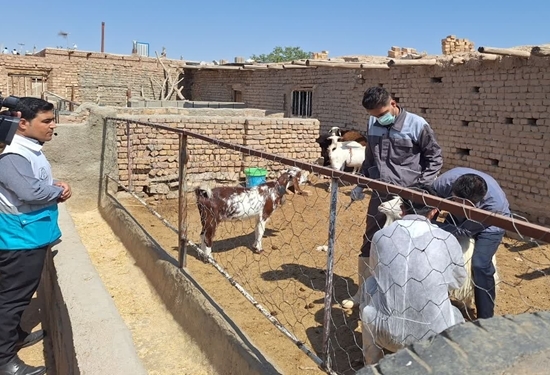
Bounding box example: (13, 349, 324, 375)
(15, 330, 44, 351)
(0, 356, 46, 375)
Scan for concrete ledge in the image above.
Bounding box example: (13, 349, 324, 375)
(99, 192, 282, 375)
(40, 204, 147, 375)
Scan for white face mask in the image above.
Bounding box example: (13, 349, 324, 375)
(377, 112, 395, 126)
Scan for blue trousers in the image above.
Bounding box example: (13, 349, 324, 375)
(472, 230, 504, 319)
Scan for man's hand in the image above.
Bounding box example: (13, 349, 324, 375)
(54, 181, 72, 203)
(350, 185, 366, 202)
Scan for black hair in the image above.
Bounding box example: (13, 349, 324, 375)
(14, 97, 54, 122)
(362, 87, 392, 110)
(401, 185, 438, 216)
(451, 174, 488, 204)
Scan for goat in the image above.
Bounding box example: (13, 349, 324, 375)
(329, 126, 368, 146)
(284, 166, 310, 195)
(378, 195, 500, 312)
(315, 127, 367, 167)
(195, 170, 295, 259)
(327, 139, 366, 174)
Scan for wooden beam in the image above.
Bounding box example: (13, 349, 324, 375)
(290, 60, 308, 66)
(479, 53, 500, 61)
(241, 64, 269, 69)
(531, 46, 550, 57)
(282, 64, 313, 69)
(477, 46, 531, 58)
(387, 59, 438, 67)
(306, 60, 363, 69)
(266, 64, 284, 70)
(360, 63, 391, 70)
(451, 57, 465, 64)
(182, 65, 242, 70)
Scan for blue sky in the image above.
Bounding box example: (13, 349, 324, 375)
(2, 0, 547, 61)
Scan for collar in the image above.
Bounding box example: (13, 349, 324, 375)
(374, 106, 407, 131)
(10, 134, 43, 152)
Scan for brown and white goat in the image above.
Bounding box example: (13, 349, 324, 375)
(195, 171, 295, 258)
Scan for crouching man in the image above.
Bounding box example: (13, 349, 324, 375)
(360, 194, 466, 365)
(431, 167, 510, 319)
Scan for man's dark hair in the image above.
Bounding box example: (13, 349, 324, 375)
(401, 186, 438, 216)
(14, 97, 54, 122)
(362, 87, 392, 110)
(451, 174, 488, 204)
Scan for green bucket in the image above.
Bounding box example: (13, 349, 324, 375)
(244, 167, 267, 188)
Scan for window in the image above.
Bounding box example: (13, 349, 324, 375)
(291, 90, 313, 118)
(233, 90, 243, 102)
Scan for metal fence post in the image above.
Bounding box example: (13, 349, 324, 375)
(126, 120, 133, 192)
(178, 134, 189, 268)
(321, 177, 339, 372)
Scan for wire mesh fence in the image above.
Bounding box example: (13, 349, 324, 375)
(107, 117, 550, 374)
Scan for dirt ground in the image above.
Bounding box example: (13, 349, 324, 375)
(115, 180, 550, 375)
(69, 208, 217, 375)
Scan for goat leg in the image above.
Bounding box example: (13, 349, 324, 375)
(199, 221, 217, 261)
(252, 218, 266, 254)
(293, 175, 304, 195)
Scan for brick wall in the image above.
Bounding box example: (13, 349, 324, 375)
(0, 49, 181, 105)
(111, 113, 320, 199)
(188, 56, 550, 224)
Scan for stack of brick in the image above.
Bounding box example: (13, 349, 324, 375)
(311, 51, 329, 60)
(387, 46, 418, 58)
(441, 35, 475, 55)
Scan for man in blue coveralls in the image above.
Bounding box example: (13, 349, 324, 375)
(432, 167, 510, 319)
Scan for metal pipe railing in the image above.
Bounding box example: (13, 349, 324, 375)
(108, 116, 550, 374)
(107, 116, 550, 244)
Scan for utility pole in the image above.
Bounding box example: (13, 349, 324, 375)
(101, 22, 105, 52)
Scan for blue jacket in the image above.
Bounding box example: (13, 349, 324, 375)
(432, 167, 511, 236)
(0, 135, 63, 250)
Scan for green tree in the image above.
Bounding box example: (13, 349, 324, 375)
(250, 46, 312, 63)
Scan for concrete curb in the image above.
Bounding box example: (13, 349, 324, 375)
(40, 204, 147, 375)
(99, 192, 283, 375)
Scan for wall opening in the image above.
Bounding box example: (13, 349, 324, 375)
(420, 107, 428, 114)
(291, 90, 313, 118)
(473, 86, 481, 93)
(391, 93, 400, 103)
(431, 77, 443, 83)
(527, 118, 538, 126)
(489, 158, 500, 167)
(456, 148, 470, 156)
(461, 120, 470, 127)
(504, 117, 514, 124)
(233, 90, 243, 102)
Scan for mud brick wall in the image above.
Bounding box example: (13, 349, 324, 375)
(0, 49, 183, 105)
(112, 115, 320, 199)
(188, 56, 550, 224)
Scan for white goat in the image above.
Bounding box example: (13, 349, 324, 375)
(326, 135, 366, 174)
(378, 195, 500, 311)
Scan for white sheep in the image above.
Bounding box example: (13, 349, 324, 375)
(378, 195, 500, 312)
